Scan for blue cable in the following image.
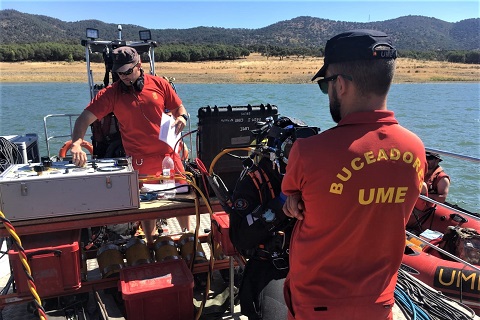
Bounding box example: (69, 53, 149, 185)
(396, 269, 475, 320)
(394, 287, 431, 320)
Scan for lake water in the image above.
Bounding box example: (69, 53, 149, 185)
(0, 82, 479, 212)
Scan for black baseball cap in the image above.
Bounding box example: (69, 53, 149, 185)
(112, 46, 140, 73)
(426, 151, 442, 162)
(312, 29, 397, 81)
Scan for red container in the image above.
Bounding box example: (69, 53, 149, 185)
(8, 229, 81, 297)
(120, 259, 194, 320)
(212, 211, 237, 256)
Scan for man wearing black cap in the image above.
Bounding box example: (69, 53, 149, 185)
(281, 30, 427, 319)
(70, 46, 190, 243)
(424, 151, 450, 203)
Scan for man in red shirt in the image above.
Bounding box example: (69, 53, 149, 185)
(282, 30, 427, 319)
(70, 46, 190, 244)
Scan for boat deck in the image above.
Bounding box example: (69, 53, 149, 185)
(0, 204, 472, 320)
(0, 213, 249, 320)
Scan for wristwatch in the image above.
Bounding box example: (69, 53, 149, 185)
(180, 114, 189, 122)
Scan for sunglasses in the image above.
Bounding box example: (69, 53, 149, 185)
(117, 65, 137, 76)
(317, 74, 353, 94)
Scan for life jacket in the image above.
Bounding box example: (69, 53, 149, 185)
(409, 167, 450, 229)
(425, 166, 450, 195)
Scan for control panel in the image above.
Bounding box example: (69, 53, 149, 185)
(0, 158, 133, 181)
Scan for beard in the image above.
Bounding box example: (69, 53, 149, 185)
(329, 86, 342, 123)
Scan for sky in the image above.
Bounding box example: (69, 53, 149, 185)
(1, 0, 478, 30)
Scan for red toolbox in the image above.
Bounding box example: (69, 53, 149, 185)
(120, 259, 194, 320)
(8, 229, 82, 297)
(212, 211, 237, 256)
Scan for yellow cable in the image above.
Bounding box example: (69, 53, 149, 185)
(209, 147, 254, 174)
(138, 168, 221, 319)
(5, 227, 21, 245)
(0, 210, 47, 320)
(19, 255, 32, 275)
(29, 287, 42, 305)
(180, 172, 216, 320)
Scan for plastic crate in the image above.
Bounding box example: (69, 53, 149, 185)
(8, 229, 81, 297)
(120, 259, 194, 320)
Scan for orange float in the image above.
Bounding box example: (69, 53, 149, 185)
(58, 140, 94, 158)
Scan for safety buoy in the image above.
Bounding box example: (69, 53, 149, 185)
(58, 140, 94, 158)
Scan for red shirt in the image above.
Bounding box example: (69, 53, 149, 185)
(86, 74, 184, 175)
(282, 110, 427, 319)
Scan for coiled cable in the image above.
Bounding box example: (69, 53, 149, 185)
(0, 210, 47, 319)
(396, 269, 476, 320)
(395, 284, 431, 320)
(0, 137, 23, 172)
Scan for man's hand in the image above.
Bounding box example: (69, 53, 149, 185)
(283, 193, 305, 220)
(172, 116, 186, 135)
(70, 110, 97, 167)
(71, 143, 88, 167)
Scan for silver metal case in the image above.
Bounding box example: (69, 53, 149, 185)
(0, 159, 139, 221)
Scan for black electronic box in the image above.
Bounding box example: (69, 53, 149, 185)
(197, 104, 278, 191)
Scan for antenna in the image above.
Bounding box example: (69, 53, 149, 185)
(117, 24, 122, 40)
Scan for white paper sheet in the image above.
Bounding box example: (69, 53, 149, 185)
(159, 113, 180, 150)
(142, 183, 189, 194)
(419, 229, 443, 240)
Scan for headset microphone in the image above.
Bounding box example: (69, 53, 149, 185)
(119, 71, 144, 93)
(134, 69, 145, 92)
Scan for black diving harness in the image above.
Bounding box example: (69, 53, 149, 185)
(233, 159, 293, 270)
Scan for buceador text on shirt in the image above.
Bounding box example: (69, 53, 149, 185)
(329, 148, 424, 204)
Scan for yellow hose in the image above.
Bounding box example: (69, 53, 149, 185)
(209, 147, 254, 174)
(0, 210, 47, 320)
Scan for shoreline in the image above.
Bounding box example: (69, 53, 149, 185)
(0, 53, 479, 83)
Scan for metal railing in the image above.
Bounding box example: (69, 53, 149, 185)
(426, 147, 480, 164)
(406, 230, 480, 272)
(43, 114, 80, 158)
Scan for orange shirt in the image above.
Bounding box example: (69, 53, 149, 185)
(281, 110, 427, 319)
(86, 74, 184, 174)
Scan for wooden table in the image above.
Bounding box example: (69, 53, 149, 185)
(0, 192, 223, 237)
